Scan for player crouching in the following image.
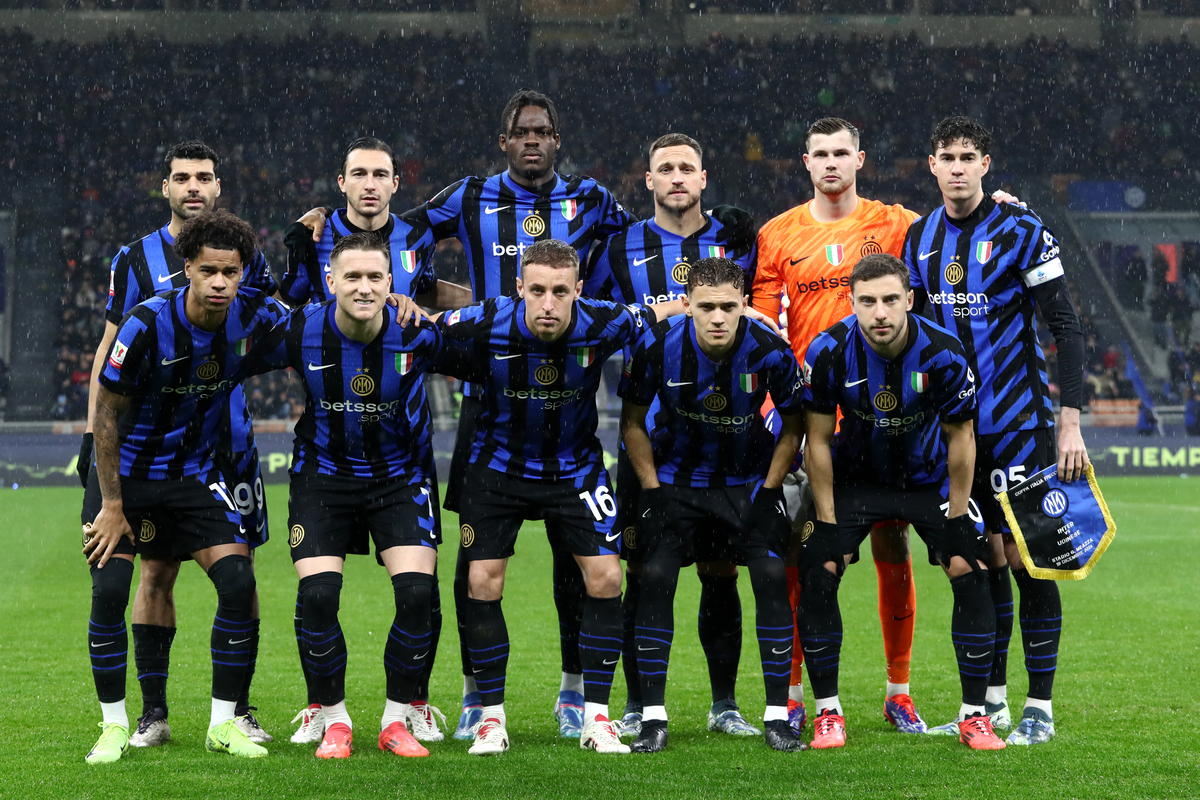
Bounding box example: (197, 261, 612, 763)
(619, 257, 807, 754)
(247, 233, 447, 759)
(797, 254, 1003, 751)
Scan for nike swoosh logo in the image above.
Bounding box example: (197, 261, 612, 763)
(161, 356, 188, 365)
(637, 645, 657, 652)
(156, 270, 184, 283)
(484, 205, 511, 215)
(494, 353, 522, 361)
(789, 257, 809, 265)
(806, 646, 827, 653)
(605, 531, 621, 542)
(667, 380, 693, 387)
(472, 667, 485, 673)
(919, 250, 938, 260)
(892, 613, 914, 621)
(230, 637, 252, 645)
(771, 647, 790, 655)
(256, 521, 266, 532)
(632, 255, 658, 266)
(844, 378, 868, 387)
(309, 647, 334, 657)
(642, 509, 651, 518)
(89, 642, 108, 649)
(602, 658, 619, 665)
(414, 651, 429, 660)
(1030, 640, 1053, 648)
(966, 651, 989, 659)
(308, 363, 336, 371)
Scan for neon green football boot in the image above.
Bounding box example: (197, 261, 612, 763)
(206, 718, 268, 758)
(85, 722, 130, 764)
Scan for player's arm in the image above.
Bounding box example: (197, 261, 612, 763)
(295, 206, 333, 243)
(281, 220, 319, 304)
(620, 402, 658, 490)
(765, 412, 803, 489)
(804, 411, 836, 524)
(84, 383, 133, 568)
(943, 418, 976, 519)
(86, 321, 119, 434)
(748, 227, 784, 322)
(413, 279, 472, 313)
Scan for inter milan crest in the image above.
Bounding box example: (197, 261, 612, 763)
(523, 213, 546, 237)
(535, 360, 559, 385)
(943, 262, 964, 285)
(351, 369, 375, 396)
(460, 524, 475, 547)
(289, 525, 305, 547)
(703, 392, 727, 411)
(139, 520, 157, 543)
(860, 235, 882, 257)
(671, 260, 691, 285)
(873, 390, 898, 412)
(196, 360, 219, 380)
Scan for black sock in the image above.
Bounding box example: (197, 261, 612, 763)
(1014, 568, 1062, 701)
(298, 571, 346, 705)
(89, 559, 134, 704)
(635, 558, 682, 709)
(796, 565, 843, 701)
(746, 557, 791, 709)
(294, 590, 318, 706)
(621, 569, 643, 711)
(208, 555, 256, 703)
(463, 597, 508, 706)
(235, 618, 260, 715)
(385, 572, 434, 704)
(412, 577, 441, 702)
(551, 535, 585, 677)
(580, 594, 624, 707)
(454, 551, 473, 681)
(989, 564, 1013, 690)
(698, 574, 742, 705)
(949, 571, 996, 707)
(132, 623, 175, 717)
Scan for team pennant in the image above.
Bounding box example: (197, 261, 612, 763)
(707, 246, 726, 259)
(560, 199, 578, 221)
(576, 347, 596, 367)
(234, 337, 251, 356)
(910, 372, 929, 393)
(739, 372, 758, 392)
(396, 352, 414, 375)
(998, 464, 1116, 580)
(825, 244, 844, 266)
(396, 250, 419, 274)
(976, 241, 993, 264)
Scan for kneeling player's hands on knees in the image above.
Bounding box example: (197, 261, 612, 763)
(82, 509, 134, 568)
(800, 519, 843, 577)
(750, 485, 790, 551)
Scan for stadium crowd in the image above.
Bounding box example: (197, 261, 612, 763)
(11, 27, 1194, 417)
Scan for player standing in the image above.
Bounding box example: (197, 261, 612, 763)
(281, 137, 469, 745)
(586, 133, 762, 738)
(904, 117, 1088, 745)
(81, 141, 277, 749)
(250, 233, 448, 759)
(82, 211, 287, 762)
(751, 118, 926, 734)
(799, 254, 1004, 751)
(619, 257, 807, 753)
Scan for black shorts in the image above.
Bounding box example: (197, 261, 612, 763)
(614, 449, 644, 563)
(444, 395, 484, 514)
(287, 472, 440, 562)
(81, 466, 246, 561)
(974, 428, 1056, 535)
(833, 480, 984, 567)
(641, 483, 772, 565)
(213, 444, 269, 548)
(456, 461, 620, 562)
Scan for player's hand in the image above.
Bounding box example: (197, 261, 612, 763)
(749, 485, 790, 553)
(387, 293, 435, 328)
(708, 205, 756, 251)
(991, 190, 1026, 208)
(799, 519, 843, 578)
(77, 432, 94, 488)
(1056, 423, 1089, 483)
(746, 307, 782, 337)
(83, 504, 134, 568)
(296, 207, 332, 242)
(946, 514, 989, 568)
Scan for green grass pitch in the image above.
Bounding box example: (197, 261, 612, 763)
(1, 477, 1196, 799)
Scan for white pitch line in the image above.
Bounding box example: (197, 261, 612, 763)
(1107, 501, 1200, 513)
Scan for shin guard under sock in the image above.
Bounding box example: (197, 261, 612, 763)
(579, 594, 624, 707)
(1014, 568, 1061, 700)
(746, 557, 792, 708)
(698, 574, 742, 705)
(551, 535, 586, 676)
(89, 559, 134, 704)
(949, 571, 996, 707)
(385, 572, 434, 704)
(989, 564, 1014, 689)
(412, 577, 441, 702)
(132, 622, 175, 717)
(463, 597, 509, 706)
(796, 566, 843, 701)
(635, 558, 682, 708)
(297, 571, 347, 705)
(621, 570, 643, 710)
(875, 558, 916, 686)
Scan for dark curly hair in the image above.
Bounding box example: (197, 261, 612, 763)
(500, 89, 560, 136)
(173, 210, 257, 267)
(165, 140, 219, 174)
(930, 116, 992, 156)
(686, 257, 745, 294)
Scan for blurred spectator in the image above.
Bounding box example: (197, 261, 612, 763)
(1149, 290, 1171, 349)
(1152, 249, 1171, 296)
(1185, 385, 1200, 437)
(1168, 283, 1195, 346)
(1117, 248, 1147, 311)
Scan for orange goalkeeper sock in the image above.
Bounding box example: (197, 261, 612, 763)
(875, 558, 915, 689)
(786, 565, 804, 688)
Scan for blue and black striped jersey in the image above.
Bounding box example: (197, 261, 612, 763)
(106, 224, 276, 324)
(904, 197, 1065, 435)
(280, 209, 438, 306)
(99, 288, 288, 480)
(408, 172, 632, 301)
(584, 216, 756, 308)
(248, 302, 442, 483)
(436, 296, 649, 481)
(803, 313, 976, 489)
(621, 315, 802, 488)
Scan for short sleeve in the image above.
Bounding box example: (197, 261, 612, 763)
(766, 345, 803, 415)
(934, 344, 977, 422)
(618, 326, 660, 407)
(1019, 223, 1065, 288)
(99, 311, 154, 396)
(105, 246, 139, 324)
(802, 338, 838, 415)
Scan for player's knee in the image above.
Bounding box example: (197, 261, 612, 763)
(391, 571, 434, 616)
(299, 571, 343, 618)
(138, 557, 180, 595)
(208, 554, 256, 612)
(91, 557, 134, 611)
(869, 522, 911, 563)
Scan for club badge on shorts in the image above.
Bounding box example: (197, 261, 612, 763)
(998, 463, 1116, 580)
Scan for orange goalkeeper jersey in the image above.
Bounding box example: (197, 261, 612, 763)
(752, 197, 918, 366)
